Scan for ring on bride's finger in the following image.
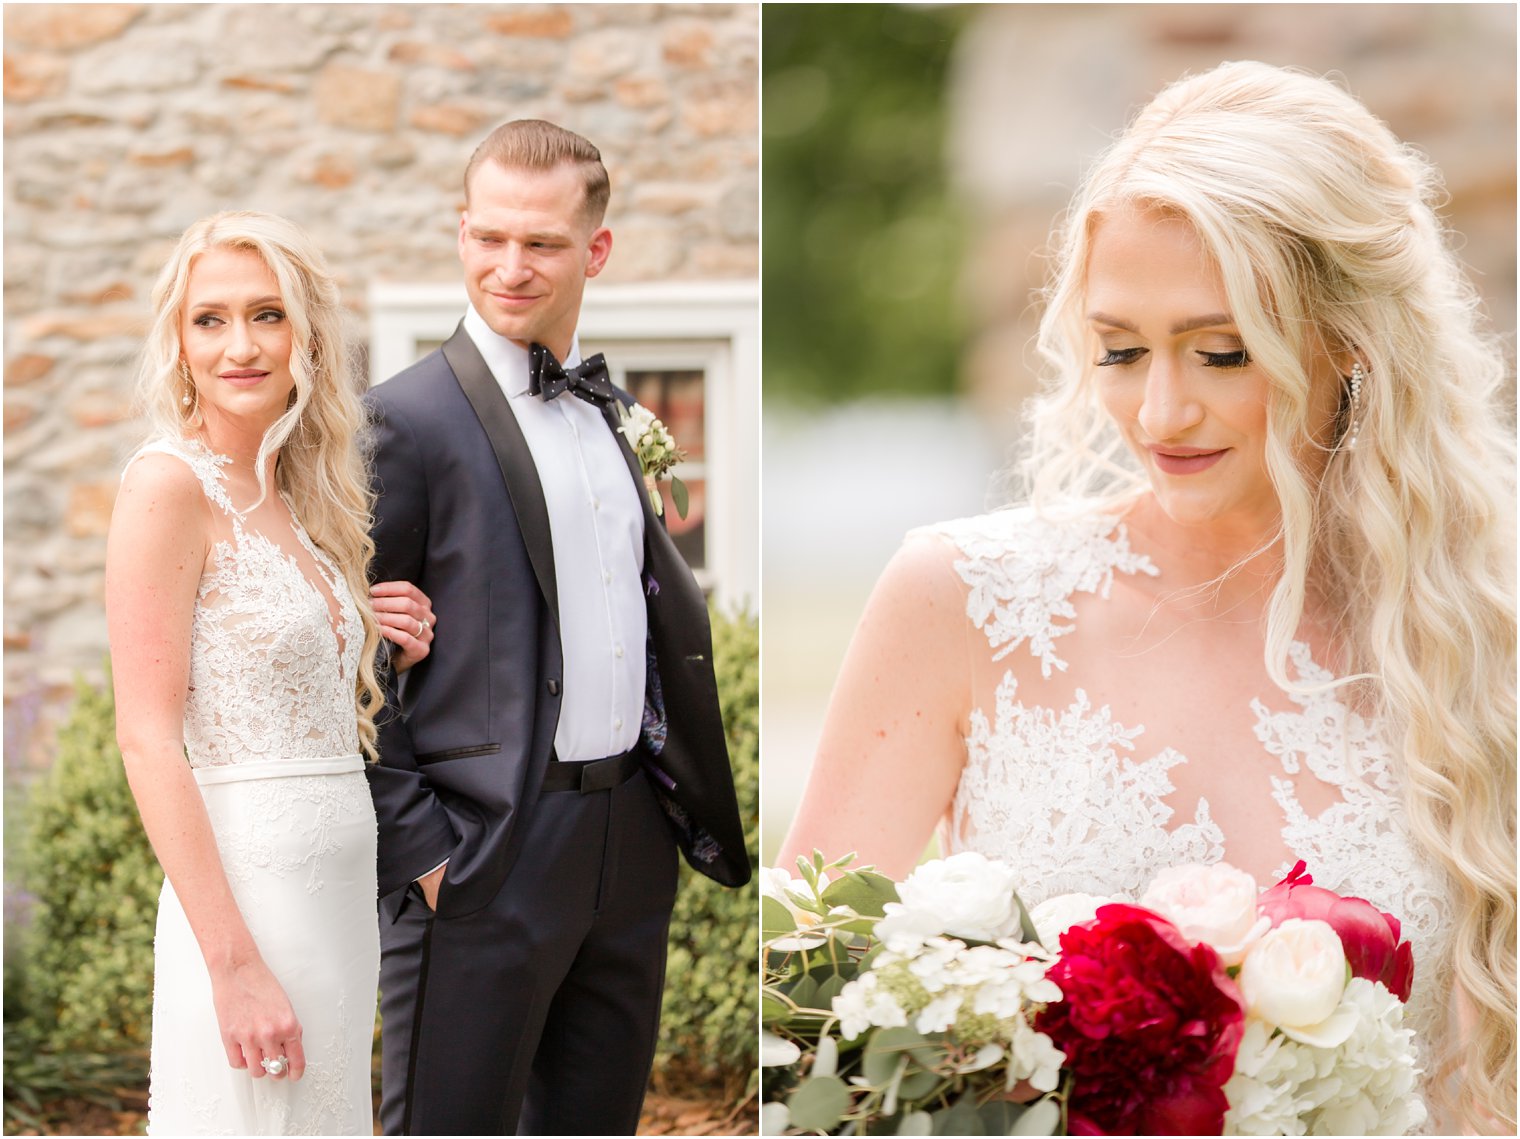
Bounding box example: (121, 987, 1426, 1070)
(261, 1056, 288, 1076)
(415, 618, 426, 637)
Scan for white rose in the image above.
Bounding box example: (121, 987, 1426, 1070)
(1029, 892, 1110, 949)
(895, 852, 1023, 942)
(1140, 862, 1270, 965)
(1238, 918, 1348, 1036)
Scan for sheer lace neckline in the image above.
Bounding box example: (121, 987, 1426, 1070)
(127, 437, 363, 769)
(161, 436, 349, 664)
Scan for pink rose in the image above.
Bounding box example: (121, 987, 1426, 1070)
(1257, 861, 1413, 1002)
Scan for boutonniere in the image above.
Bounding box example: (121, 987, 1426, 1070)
(615, 402, 690, 520)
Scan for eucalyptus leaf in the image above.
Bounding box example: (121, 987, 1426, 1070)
(931, 1094, 985, 1135)
(671, 475, 689, 521)
(814, 972, 848, 1010)
(862, 1026, 932, 1084)
(763, 895, 799, 940)
(787, 974, 820, 1011)
(896, 1067, 940, 1101)
(1011, 1097, 1062, 1136)
(839, 916, 883, 936)
(822, 869, 900, 917)
(896, 1111, 933, 1136)
(787, 1074, 851, 1132)
(977, 1101, 1019, 1134)
(761, 988, 793, 1025)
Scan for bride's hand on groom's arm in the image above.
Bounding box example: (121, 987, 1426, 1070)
(208, 954, 306, 1083)
(372, 580, 436, 673)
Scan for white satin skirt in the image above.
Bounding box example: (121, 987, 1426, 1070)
(147, 758, 379, 1136)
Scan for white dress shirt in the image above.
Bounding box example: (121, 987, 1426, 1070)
(462, 306, 647, 762)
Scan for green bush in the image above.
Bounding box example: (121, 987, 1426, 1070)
(15, 673, 162, 1055)
(655, 607, 760, 1092)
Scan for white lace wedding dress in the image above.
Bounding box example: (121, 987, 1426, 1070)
(131, 438, 378, 1135)
(919, 505, 1452, 1118)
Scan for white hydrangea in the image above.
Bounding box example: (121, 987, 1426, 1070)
(1223, 979, 1426, 1136)
(830, 933, 1065, 1091)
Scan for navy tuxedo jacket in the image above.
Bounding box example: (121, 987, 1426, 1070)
(365, 324, 751, 919)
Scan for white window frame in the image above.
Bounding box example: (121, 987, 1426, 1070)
(367, 281, 758, 611)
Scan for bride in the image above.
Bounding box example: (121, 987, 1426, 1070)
(106, 211, 434, 1133)
(779, 62, 1515, 1133)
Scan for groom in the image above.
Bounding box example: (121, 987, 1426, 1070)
(365, 120, 750, 1135)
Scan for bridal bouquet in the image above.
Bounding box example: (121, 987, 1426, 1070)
(761, 852, 1424, 1136)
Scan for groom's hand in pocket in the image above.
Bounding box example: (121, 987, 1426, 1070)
(417, 862, 446, 912)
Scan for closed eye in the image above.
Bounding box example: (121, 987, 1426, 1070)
(1198, 349, 1250, 369)
(1096, 347, 1145, 367)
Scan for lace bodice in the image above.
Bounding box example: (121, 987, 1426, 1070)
(924, 506, 1453, 1054)
(127, 438, 364, 768)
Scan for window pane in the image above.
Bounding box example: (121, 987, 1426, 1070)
(626, 368, 706, 572)
(625, 369, 705, 461)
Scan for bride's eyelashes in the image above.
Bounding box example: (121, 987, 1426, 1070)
(1095, 347, 1145, 367)
(1198, 349, 1249, 369)
(1093, 347, 1252, 369)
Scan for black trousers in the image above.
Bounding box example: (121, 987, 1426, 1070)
(378, 767, 679, 1135)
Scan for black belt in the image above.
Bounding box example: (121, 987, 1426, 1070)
(540, 748, 641, 794)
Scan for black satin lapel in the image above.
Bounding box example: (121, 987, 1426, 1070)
(443, 325, 559, 627)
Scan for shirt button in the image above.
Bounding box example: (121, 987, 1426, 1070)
(592, 497, 601, 510)
(603, 570, 613, 584)
(613, 717, 623, 731)
(614, 646, 624, 659)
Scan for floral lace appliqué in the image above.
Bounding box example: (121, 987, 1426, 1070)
(925, 508, 1158, 677)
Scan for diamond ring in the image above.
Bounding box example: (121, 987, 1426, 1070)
(261, 1055, 288, 1076)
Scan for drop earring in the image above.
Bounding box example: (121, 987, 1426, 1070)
(1345, 361, 1365, 450)
(179, 360, 194, 408)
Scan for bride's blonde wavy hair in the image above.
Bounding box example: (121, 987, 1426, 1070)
(1023, 61, 1516, 1131)
(134, 210, 385, 762)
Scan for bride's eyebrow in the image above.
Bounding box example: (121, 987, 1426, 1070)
(1087, 312, 1236, 334)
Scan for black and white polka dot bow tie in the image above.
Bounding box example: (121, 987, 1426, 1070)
(528, 343, 616, 406)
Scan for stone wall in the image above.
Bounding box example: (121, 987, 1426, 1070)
(947, 3, 1517, 432)
(3, 3, 758, 772)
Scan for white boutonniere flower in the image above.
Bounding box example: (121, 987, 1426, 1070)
(615, 402, 689, 519)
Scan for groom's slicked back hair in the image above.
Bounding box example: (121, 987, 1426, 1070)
(464, 119, 610, 226)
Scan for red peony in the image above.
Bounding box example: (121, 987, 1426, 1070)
(1035, 904, 1245, 1136)
(1258, 861, 1414, 1002)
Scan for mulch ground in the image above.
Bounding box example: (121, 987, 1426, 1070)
(6, 1090, 758, 1136)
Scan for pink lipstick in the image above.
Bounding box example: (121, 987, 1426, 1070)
(1148, 446, 1228, 475)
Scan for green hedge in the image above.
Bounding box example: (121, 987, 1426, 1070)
(655, 607, 760, 1090)
(9, 612, 760, 1096)
(13, 674, 162, 1054)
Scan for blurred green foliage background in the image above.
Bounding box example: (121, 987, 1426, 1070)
(763, 4, 969, 405)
